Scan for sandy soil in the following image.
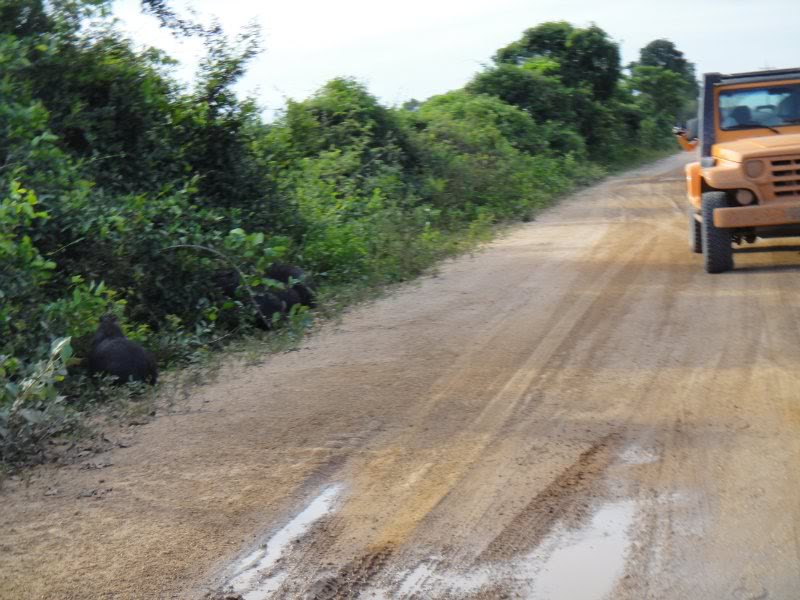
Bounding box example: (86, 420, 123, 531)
(3, 154, 800, 599)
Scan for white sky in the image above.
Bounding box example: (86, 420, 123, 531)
(114, 0, 800, 116)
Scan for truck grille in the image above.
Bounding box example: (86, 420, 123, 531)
(770, 156, 800, 198)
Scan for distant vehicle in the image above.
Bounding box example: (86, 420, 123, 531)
(675, 68, 800, 273)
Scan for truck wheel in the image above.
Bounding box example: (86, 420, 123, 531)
(701, 191, 733, 273)
(689, 209, 702, 254)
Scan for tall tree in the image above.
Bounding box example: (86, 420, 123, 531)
(634, 39, 698, 96)
(493, 21, 573, 64)
(492, 22, 621, 101)
(628, 65, 688, 121)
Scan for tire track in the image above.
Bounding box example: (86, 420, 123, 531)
(308, 545, 394, 600)
(478, 433, 620, 561)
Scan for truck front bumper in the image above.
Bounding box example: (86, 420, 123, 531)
(714, 203, 800, 228)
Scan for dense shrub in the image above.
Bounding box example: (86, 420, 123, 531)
(0, 338, 77, 465)
(0, 1, 695, 465)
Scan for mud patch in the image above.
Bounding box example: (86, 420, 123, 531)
(221, 485, 342, 599)
(309, 545, 394, 600)
(366, 498, 636, 599)
(395, 561, 436, 596)
(619, 444, 659, 465)
(479, 434, 619, 560)
(390, 559, 491, 597)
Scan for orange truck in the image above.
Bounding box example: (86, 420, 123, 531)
(674, 68, 800, 272)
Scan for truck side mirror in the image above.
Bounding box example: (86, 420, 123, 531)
(685, 118, 699, 140)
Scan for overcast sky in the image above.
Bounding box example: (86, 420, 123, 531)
(114, 0, 800, 116)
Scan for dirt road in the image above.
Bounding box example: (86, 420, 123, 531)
(4, 153, 800, 599)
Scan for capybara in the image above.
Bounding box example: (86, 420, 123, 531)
(265, 262, 316, 308)
(211, 268, 241, 298)
(86, 314, 158, 384)
(212, 263, 315, 307)
(253, 288, 303, 329)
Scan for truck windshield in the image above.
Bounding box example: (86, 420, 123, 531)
(719, 84, 800, 131)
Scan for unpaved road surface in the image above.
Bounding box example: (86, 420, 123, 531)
(4, 154, 800, 600)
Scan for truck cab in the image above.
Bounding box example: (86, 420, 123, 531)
(676, 68, 800, 273)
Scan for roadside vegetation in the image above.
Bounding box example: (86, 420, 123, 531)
(0, 1, 698, 467)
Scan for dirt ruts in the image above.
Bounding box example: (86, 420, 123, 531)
(3, 154, 800, 599)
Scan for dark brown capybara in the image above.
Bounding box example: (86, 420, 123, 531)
(211, 268, 241, 298)
(253, 287, 303, 329)
(86, 315, 158, 385)
(265, 262, 316, 308)
(210, 262, 315, 328)
(212, 263, 315, 307)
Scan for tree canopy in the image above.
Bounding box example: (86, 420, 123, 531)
(636, 39, 697, 91)
(493, 22, 621, 101)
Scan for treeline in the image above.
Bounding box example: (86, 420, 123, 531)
(0, 1, 697, 463)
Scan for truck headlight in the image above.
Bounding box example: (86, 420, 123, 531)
(744, 160, 764, 178)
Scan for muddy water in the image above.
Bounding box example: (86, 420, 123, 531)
(354, 440, 641, 599)
(228, 436, 645, 598)
(530, 501, 636, 599)
(374, 500, 636, 599)
(224, 485, 342, 598)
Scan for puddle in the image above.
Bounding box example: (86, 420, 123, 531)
(224, 485, 342, 600)
(225, 484, 635, 599)
(369, 500, 637, 599)
(530, 500, 636, 600)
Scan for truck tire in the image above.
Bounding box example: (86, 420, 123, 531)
(689, 208, 702, 254)
(701, 191, 733, 273)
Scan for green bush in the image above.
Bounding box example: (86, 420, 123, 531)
(0, 338, 78, 466)
(0, 4, 694, 466)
